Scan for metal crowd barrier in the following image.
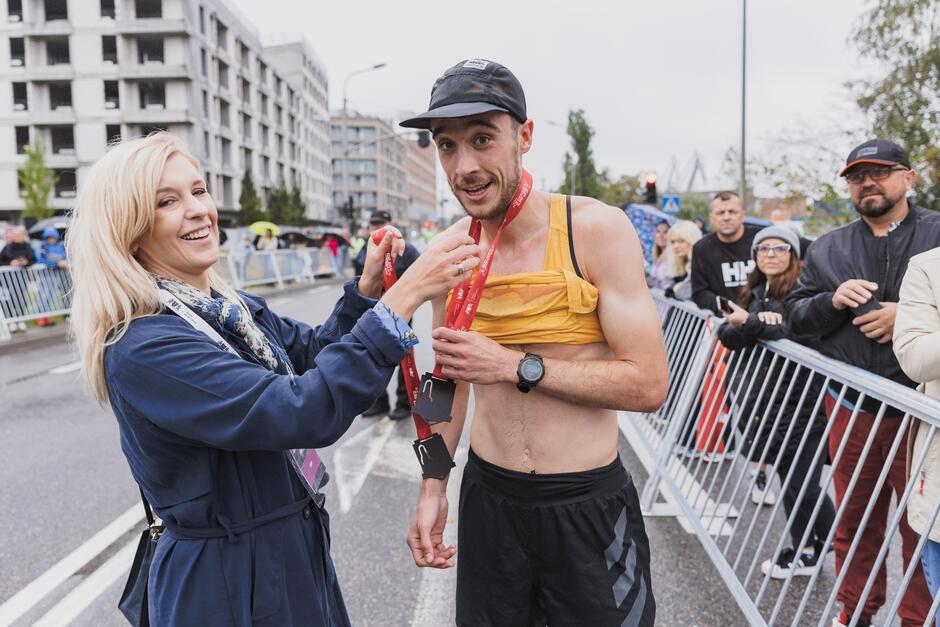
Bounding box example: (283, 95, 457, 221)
(0, 249, 327, 342)
(630, 293, 940, 626)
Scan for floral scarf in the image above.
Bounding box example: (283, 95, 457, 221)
(153, 275, 278, 371)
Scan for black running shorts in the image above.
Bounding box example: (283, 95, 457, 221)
(456, 449, 655, 627)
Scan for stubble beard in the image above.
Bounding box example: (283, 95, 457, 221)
(853, 192, 896, 218)
(458, 163, 521, 223)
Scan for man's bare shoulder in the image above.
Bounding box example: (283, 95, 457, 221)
(568, 196, 640, 282)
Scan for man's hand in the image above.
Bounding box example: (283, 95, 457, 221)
(723, 301, 749, 327)
(757, 311, 783, 326)
(432, 327, 517, 385)
(832, 279, 878, 310)
(852, 302, 897, 344)
(407, 485, 456, 569)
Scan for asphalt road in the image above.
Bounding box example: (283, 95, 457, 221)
(1, 281, 851, 626)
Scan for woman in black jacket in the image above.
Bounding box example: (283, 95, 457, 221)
(718, 226, 836, 579)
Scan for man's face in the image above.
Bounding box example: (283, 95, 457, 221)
(846, 164, 916, 218)
(431, 112, 532, 222)
(709, 198, 745, 238)
(12, 229, 26, 244)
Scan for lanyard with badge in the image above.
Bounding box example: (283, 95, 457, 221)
(371, 169, 533, 479)
(158, 289, 328, 508)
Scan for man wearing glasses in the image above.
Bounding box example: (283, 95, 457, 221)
(787, 139, 940, 627)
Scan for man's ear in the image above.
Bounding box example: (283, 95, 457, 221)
(904, 168, 918, 191)
(518, 119, 534, 155)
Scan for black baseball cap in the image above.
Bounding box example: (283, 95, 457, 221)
(839, 139, 911, 176)
(399, 59, 527, 130)
(369, 210, 392, 225)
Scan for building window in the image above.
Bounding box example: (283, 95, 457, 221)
(216, 59, 228, 89)
(260, 94, 268, 117)
(7, 0, 23, 22)
(203, 131, 210, 160)
(44, 0, 68, 20)
(139, 81, 165, 109)
(219, 99, 229, 128)
(239, 43, 249, 70)
(134, 0, 161, 18)
(46, 37, 70, 65)
(240, 78, 250, 105)
(201, 89, 208, 118)
(198, 5, 204, 34)
(241, 113, 251, 139)
(101, 35, 117, 63)
(100, 0, 114, 17)
(14, 126, 29, 153)
(10, 37, 25, 66)
(137, 37, 164, 64)
(12, 82, 27, 110)
(51, 125, 74, 154)
(200, 48, 207, 78)
(104, 80, 119, 108)
(216, 20, 227, 51)
(105, 123, 121, 144)
(54, 169, 77, 197)
(221, 138, 231, 167)
(49, 81, 71, 109)
(222, 175, 232, 207)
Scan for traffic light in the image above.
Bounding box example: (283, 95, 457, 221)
(644, 171, 658, 205)
(416, 131, 431, 149)
(341, 195, 355, 219)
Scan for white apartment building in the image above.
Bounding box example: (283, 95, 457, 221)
(0, 0, 332, 224)
(405, 137, 436, 225)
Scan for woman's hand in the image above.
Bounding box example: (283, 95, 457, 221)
(358, 226, 405, 299)
(723, 301, 750, 327)
(757, 311, 783, 326)
(380, 233, 481, 321)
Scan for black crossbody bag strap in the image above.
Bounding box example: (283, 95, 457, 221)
(139, 487, 154, 527)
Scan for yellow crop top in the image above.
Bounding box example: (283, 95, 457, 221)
(449, 194, 606, 345)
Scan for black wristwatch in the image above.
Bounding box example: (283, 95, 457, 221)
(516, 353, 545, 393)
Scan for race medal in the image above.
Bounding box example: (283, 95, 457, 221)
(412, 433, 456, 479)
(413, 373, 456, 424)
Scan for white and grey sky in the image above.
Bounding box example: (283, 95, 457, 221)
(239, 0, 876, 203)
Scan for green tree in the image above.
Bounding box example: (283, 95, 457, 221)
(599, 173, 641, 207)
(285, 186, 307, 226)
(851, 0, 940, 209)
(266, 184, 290, 225)
(557, 109, 603, 199)
(18, 142, 56, 221)
(678, 193, 710, 221)
(236, 169, 267, 226)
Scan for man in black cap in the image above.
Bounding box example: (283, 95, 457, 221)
(400, 59, 667, 626)
(786, 139, 940, 627)
(357, 210, 421, 420)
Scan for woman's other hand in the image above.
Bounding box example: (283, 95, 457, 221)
(380, 233, 481, 321)
(358, 226, 405, 299)
(724, 301, 750, 327)
(757, 311, 783, 326)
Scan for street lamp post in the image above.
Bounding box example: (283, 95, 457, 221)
(740, 0, 747, 207)
(340, 62, 386, 225)
(546, 120, 575, 194)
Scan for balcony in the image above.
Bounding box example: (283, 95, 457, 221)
(46, 152, 79, 169)
(122, 107, 191, 125)
(21, 20, 72, 37)
(26, 65, 74, 81)
(28, 108, 77, 125)
(115, 18, 187, 36)
(118, 62, 191, 80)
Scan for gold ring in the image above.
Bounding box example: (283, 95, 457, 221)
(456, 262, 465, 276)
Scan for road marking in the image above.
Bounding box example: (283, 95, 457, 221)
(333, 419, 395, 514)
(48, 361, 82, 375)
(410, 446, 466, 626)
(0, 503, 142, 627)
(31, 537, 139, 627)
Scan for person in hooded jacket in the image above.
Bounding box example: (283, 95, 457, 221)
(35, 226, 69, 326)
(718, 226, 836, 580)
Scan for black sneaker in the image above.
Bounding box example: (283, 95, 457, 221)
(760, 546, 820, 579)
(388, 405, 411, 421)
(362, 397, 390, 417)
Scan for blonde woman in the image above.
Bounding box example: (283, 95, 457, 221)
(67, 134, 480, 626)
(663, 220, 702, 300)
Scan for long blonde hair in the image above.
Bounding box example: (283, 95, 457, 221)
(68, 133, 243, 403)
(667, 220, 702, 277)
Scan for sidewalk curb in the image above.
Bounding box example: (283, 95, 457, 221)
(0, 277, 349, 355)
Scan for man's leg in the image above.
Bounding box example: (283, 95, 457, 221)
(388, 366, 411, 421)
(826, 396, 889, 624)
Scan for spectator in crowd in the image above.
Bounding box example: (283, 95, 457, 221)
(0, 226, 36, 267)
(255, 228, 278, 252)
(647, 219, 674, 289)
(35, 227, 69, 326)
(356, 211, 421, 420)
(663, 220, 701, 300)
(718, 226, 836, 579)
(694, 215, 709, 236)
(65, 133, 480, 625)
(691, 191, 762, 315)
(326, 235, 342, 277)
(786, 139, 940, 627)
(233, 235, 254, 285)
(894, 245, 940, 622)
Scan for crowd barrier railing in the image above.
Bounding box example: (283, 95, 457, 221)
(631, 292, 940, 626)
(0, 249, 324, 342)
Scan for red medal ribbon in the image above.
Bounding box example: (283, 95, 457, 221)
(370, 168, 533, 440)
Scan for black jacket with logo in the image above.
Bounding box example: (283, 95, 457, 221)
(690, 225, 762, 314)
(785, 206, 940, 408)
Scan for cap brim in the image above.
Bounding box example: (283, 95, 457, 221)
(399, 102, 510, 129)
(839, 159, 901, 176)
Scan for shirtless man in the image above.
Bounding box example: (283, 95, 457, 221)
(400, 59, 668, 626)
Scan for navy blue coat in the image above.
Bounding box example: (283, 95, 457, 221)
(105, 280, 406, 626)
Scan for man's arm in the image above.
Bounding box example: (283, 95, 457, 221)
(784, 243, 849, 338)
(690, 239, 721, 314)
(432, 203, 668, 412)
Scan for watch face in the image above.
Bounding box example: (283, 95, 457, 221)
(520, 357, 543, 381)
